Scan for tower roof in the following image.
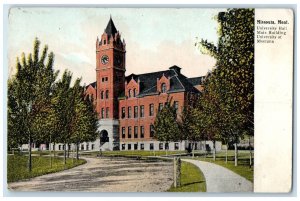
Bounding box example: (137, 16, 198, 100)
(105, 16, 118, 36)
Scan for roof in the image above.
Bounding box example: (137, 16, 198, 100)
(187, 76, 205, 86)
(125, 66, 201, 97)
(105, 17, 118, 36)
(86, 66, 204, 98)
(86, 81, 96, 89)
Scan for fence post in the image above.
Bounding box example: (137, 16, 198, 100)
(173, 157, 181, 187)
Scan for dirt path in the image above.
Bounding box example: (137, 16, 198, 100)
(8, 157, 173, 192)
(183, 159, 253, 192)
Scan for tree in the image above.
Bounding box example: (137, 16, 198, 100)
(196, 9, 254, 166)
(8, 38, 57, 171)
(154, 98, 180, 155)
(8, 79, 26, 150)
(179, 97, 205, 158)
(51, 70, 74, 167)
(70, 80, 99, 160)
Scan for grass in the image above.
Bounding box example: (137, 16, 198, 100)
(24, 149, 253, 184)
(79, 150, 186, 157)
(188, 150, 254, 183)
(7, 154, 86, 183)
(168, 161, 206, 192)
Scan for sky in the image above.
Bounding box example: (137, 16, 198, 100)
(8, 8, 222, 85)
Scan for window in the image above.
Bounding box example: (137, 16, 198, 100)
(122, 127, 125, 138)
(86, 143, 89, 150)
(159, 103, 163, 111)
(104, 40, 106, 45)
(140, 126, 144, 138)
(81, 144, 84, 150)
(101, 91, 104, 99)
(128, 89, 131, 98)
(91, 144, 95, 150)
(140, 105, 144, 117)
(134, 144, 138, 150)
(134, 106, 138, 118)
(106, 107, 109, 118)
(150, 143, 154, 150)
(121, 107, 125, 118)
(58, 145, 61, 150)
(102, 77, 108, 82)
(128, 127, 132, 138)
(140, 143, 144, 150)
(105, 90, 109, 99)
(133, 88, 136, 97)
(161, 83, 167, 93)
(122, 144, 125, 150)
(149, 104, 154, 116)
(165, 143, 169, 150)
(53, 145, 55, 150)
(128, 144, 131, 150)
(159, 143, 163, 150)
(174, 101, 179, 114)
(150, 124, 155, 137)
(101, 108, 105, 118)
(175, 143, 179, 150)
(128, 107, 132, 118)
(134, 126, 138, 138)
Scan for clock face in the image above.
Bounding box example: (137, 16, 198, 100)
(101, 55, 109, 65)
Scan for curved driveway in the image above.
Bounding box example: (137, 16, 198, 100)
(8, 157, 173, 192)
(183, 159, 253, 192)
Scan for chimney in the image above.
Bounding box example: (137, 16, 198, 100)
(169, 65, 181, 74)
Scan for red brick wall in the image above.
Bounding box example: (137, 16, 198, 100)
(119, 92, 185, 143)
(95, 32, 126, 119)
(194, 84, 204, 92)
(85, 85, 97, 106)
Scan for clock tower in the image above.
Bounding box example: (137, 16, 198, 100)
(96, 17, 126, 150)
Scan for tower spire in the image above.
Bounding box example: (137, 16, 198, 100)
(105, 16, 117, 36)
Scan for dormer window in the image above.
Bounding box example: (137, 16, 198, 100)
(104, 40, 106, 45)
(133, 88, 136, 97)
(128, 89, 132, 98)
(161, 83, 167, 93)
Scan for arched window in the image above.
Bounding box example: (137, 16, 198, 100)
(133, 88, 136, 97)
(161, 83, 167, 93)
(105, 90, 109, 99)
(128, 89, 131, 98)
(101, 91, 104, 99)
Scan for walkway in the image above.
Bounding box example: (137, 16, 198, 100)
(183, 159, 253, 192)
(8, 157, 173, 192)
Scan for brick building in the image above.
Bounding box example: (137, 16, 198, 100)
(83, 17, 221, 151)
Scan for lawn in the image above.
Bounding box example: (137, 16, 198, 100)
(188, 150, 254, 183)
(7, 154, 86, 183)
(79, 150, 186, 157)
(168, 161, 206, 192)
